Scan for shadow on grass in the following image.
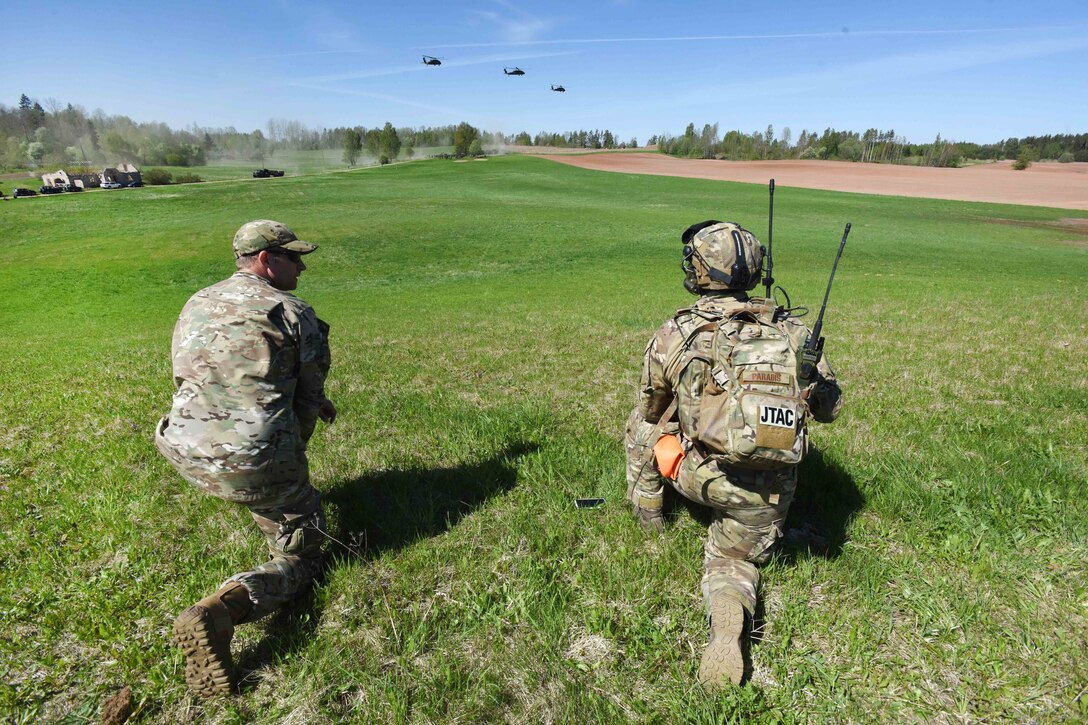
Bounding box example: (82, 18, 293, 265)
(233, 442, 536, 685)
(323, 442, 537, 560)
(781, 446, 865, 559)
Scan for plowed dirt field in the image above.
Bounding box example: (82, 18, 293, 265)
(521, 151, 1088, 210)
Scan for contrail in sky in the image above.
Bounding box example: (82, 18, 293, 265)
(291, 50, 578, 84)
(428, 26, 1069, 49)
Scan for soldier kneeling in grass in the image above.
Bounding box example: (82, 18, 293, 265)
(625, 220, 843, 688)
(155, 220, 336, 697)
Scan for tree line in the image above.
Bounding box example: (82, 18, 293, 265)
(0, 93, 639, 172)
(653, 123, 1088, 167)
(336, 122, 489, 165)
(0, 94, 269, 171)
(335, 123, 639, 165)
(512, 130, 638, 149)
(8, 92, 1081, 174)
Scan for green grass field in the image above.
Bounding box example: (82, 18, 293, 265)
(0, 147, 455, 188)
(1, 155, 1085, 723)
(151, 148, 385, 182)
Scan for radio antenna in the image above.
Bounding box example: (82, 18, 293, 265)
(763, 178, 775, 299)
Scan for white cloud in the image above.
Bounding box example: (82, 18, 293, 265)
(470, 1, 557, 45)
(279, 2, 368, 53)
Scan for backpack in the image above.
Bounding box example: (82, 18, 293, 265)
(676, 301, 808, 470)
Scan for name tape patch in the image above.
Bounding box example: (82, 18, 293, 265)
(743, 371, 792, 386)
(758, 404, 795, 429)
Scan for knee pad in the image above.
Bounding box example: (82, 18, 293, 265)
(277, 508, 326, 559)
(708, 516, 783, 562)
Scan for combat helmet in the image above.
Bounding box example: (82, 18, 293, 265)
(681, 220, 765, 294)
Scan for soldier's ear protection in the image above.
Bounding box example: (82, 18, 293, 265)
(681, 220, 765, 291)
(723, 226, 764, 290)
(681, 220, 722, 277)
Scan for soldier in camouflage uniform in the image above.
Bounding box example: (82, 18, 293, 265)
(625, 220, 843, 689)
(155, 219, 336, 698)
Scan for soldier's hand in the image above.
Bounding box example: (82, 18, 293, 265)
(318, 399, 337, 423)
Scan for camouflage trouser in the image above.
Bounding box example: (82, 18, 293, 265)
(625, 409, 796, 616)
(224, 483, 326, 622)
(156, 423, 327, 620)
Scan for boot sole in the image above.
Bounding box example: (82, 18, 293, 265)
(173, 605, 235, 697)
(698, 597, 745, 689)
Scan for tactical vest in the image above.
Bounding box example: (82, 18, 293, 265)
(670, 299, 808, 470)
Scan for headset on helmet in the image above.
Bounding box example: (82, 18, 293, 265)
(681, 220, 766, 294)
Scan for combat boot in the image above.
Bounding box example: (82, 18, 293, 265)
(628, 489, 664, 533)
(698, 595, 746, 689)
(173, 581, 253, 697)
(633, 504, 664, 533)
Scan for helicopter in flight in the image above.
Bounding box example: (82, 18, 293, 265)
(503, 67, 525, 76)
(550, 84, 566, 92)
(422, 55, 442, 66)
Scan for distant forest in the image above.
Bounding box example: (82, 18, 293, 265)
(651, 123, 1088, 167)
(1, 93, 1083, 174)
(0, 93, 636, 173)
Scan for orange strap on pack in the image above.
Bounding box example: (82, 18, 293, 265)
(653, 434, 685, 480)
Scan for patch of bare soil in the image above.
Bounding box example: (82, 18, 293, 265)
(100, 686, 134, 724)
(521, 152, 1088, 210)
(498, 145, 629, 155)
(986, 216, 1088, 231)
(986, 216, 1088, 247)
(0, 171, 38, 182)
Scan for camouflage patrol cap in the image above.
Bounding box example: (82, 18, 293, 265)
(233, 219, 318, 258)
(681, 220, 765, 293)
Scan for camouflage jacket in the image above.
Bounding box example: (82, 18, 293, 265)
(636, 292, 843, 444)
(155, 272, 331, 498)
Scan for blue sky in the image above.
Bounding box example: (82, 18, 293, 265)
(5, 1, 1086, 144)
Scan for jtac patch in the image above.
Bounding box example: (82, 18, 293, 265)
(758, 405, 795, 428)
(755, 404, 797, 450)
(742, 371, 792, 386)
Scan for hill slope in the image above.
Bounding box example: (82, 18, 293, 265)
(2, 156, 1086, 722)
